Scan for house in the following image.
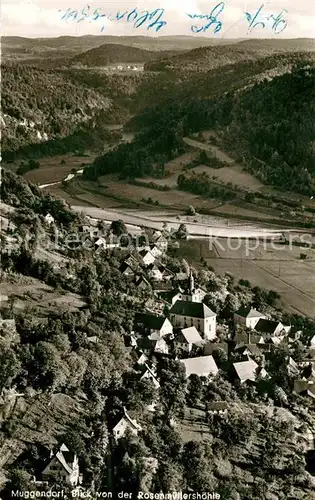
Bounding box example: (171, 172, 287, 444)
(139, 249, 155, 267)
(174, 326, 204, 354)
(310, 335, 315, 349)
(234, 344, 265, 362)
(78, 224, 99, 238)
(42, 444, 80, 486)
(234, 306, 266, 329)
(181, 355, 219, 378)
(137, 336, 169, 355)
(113, 408, 142, 440)
(234, 330, 265, 346)
(149, 245, 162, 258)
(94, 237, 107, 250)
(149, 265, 175, 282)
(294, 378, 315, 398)
(140, 364, 160, 389)
(254, 319, 291, 336)
(125, 254, 140, 270)
(233, 358, 259, 384)
(169, 301, 216, 340)
(152, 231, 168, 250)
(286, 357, 299, 377)
(134, 276, 151, 291)
(148, 264, 164, 281)
(44, 213, 54, 225)
(134, 313, 173, 337)
(120, 263, 136, 277)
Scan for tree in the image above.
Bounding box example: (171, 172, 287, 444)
(176, 223, 188, 239)
(0, 342, 21, 390)
(186, 374, 203, 407)
(158, 359, 186, 418)
(110, 219, 127, 236)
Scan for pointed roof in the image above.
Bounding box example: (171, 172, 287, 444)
(235, 306, 264, 318)
(255, 319, 284, 334)
(181, 355, 218, 378)
(233, 358, 258, 382)
(170, 301, 215, 319)
(178, 326, 203, 345)
(135, 313, 168, 331)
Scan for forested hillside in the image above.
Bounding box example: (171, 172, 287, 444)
(71, 43, 178, 66)
(90, 64, 315, 195)
(145, 38, 315, 73)
(1, 65, 112, 153)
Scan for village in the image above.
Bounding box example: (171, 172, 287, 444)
(2, 206, 315, 493)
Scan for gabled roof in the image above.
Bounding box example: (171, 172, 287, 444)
(181, 355, 218, 378)
(235, 306, 264, 318)
(178, 326, 203, 345)
(170, 301, 215, 319)
(43, 444, 76, 476)
(135, 313, 168, 331)
(233, 359, 258, 382)
(255, 319, 284, 334)
(235, 344, 263, 357)
(113, 408, 142, 432)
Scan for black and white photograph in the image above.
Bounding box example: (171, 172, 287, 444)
(1, 1, 315, 499)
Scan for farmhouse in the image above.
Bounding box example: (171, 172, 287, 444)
(42, 443, 80, 486)
(113, 408, 142, 440)
(174, 326, 204, 354)
(181, 355, 218, 378)
(135, 313, 173, 337)
(234, 306, 266, 329)
(169, 301, 216, 340)
(148, 264, 164, 281)
(234, 331, 265, 346)
(138, 336, 169, 355)
(139, 249, 155, 266)
(233, 358, 259, 384)
(254, 319, 291, 336)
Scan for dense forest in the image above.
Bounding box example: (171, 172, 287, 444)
(1, 65, 111, 153)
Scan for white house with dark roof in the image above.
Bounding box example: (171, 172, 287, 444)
(181, 355, 218, 378)
(113, 408, 142, 440)
(134, 313, 173, 337)
(234, 306, 266, 329)
(174, 326, 204, 354)
(42, 444, 80, 486)
(139, 249, 155, 267)
(169, 300, 216, 340)
(254, 319, 291, 336)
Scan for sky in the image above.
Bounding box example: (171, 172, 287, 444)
(2, 0, 315, 39)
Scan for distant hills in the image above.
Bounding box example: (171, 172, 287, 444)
(1, 35, 237, 65)
(146, 38, 315, 72)
(71, 43, 179, 66)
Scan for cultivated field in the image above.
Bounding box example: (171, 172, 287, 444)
(190, 164, 264, 191)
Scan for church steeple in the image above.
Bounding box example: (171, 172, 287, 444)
(189, 269, 194, 292)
